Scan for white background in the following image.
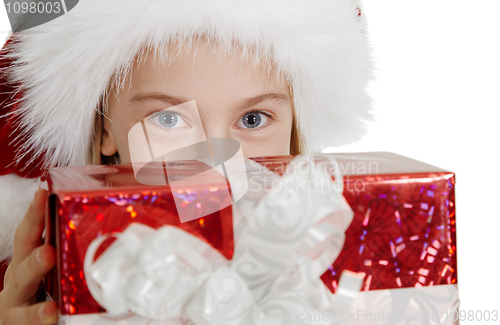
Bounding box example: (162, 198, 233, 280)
(323, 1, 500, 321)
(1, 0, 499, 322)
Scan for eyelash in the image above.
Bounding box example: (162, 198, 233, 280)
(235, 110, 276, 131)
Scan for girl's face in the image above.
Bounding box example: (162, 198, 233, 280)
(101, 40, 294, 163)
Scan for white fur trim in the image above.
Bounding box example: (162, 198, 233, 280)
(0, 174, 40, 261)
(6, 0, 373, 168)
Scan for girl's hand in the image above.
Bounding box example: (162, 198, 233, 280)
(0, 189, 58, 324)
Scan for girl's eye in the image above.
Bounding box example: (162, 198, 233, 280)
(149, 111, 188, 129)
(237, 111, 270, 129)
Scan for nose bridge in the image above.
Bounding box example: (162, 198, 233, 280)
(197, 103, 231, 140)
(204, 125, 230, 140)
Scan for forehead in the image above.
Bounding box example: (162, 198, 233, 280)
(113, 37, 289, 97)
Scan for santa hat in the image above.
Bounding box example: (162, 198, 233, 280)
(0, 0, 373, 260)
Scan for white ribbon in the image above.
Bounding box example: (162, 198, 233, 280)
(84, 224, 227, 319)
(84, 155, 360, 324)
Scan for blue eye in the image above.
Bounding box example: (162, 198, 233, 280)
(241, 112, 267, 129)
(149, 111, 188, 129)
(158, 112, 178, 127)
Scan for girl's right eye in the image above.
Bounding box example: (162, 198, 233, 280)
(149, 111, 189, 130)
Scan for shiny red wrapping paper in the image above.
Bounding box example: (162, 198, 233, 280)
(44, 152, 457, 316)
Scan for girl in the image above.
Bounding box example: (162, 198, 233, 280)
(0, 0, 372, 323)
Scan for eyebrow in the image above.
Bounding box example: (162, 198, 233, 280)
(130, 92, 290, 109)
(130, 93, 190, 106)
(236, 93, 290, 110)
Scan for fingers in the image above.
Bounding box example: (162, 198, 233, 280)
(11, 189, 48, 269)
(1, 189, 58, 324)
(3, 245, 55, 308)
(1, 301, 58, 325)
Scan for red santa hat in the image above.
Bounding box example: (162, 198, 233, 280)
(0, 0, 373, 260)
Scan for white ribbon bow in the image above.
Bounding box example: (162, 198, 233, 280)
(84, 155, 360, 324)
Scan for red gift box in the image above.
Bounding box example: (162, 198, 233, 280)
(44, 152, 458, 324)
(44, 162, 235, 317)
(252, 153, 457, 292)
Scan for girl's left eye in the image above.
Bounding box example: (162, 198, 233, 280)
(236, 111, 271, 129)
(149, 111, 188, 129)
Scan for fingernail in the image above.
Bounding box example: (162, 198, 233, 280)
(37, 304, 45, 318)
(38, 304, 58, 324)
(35, 247, 43, 264)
